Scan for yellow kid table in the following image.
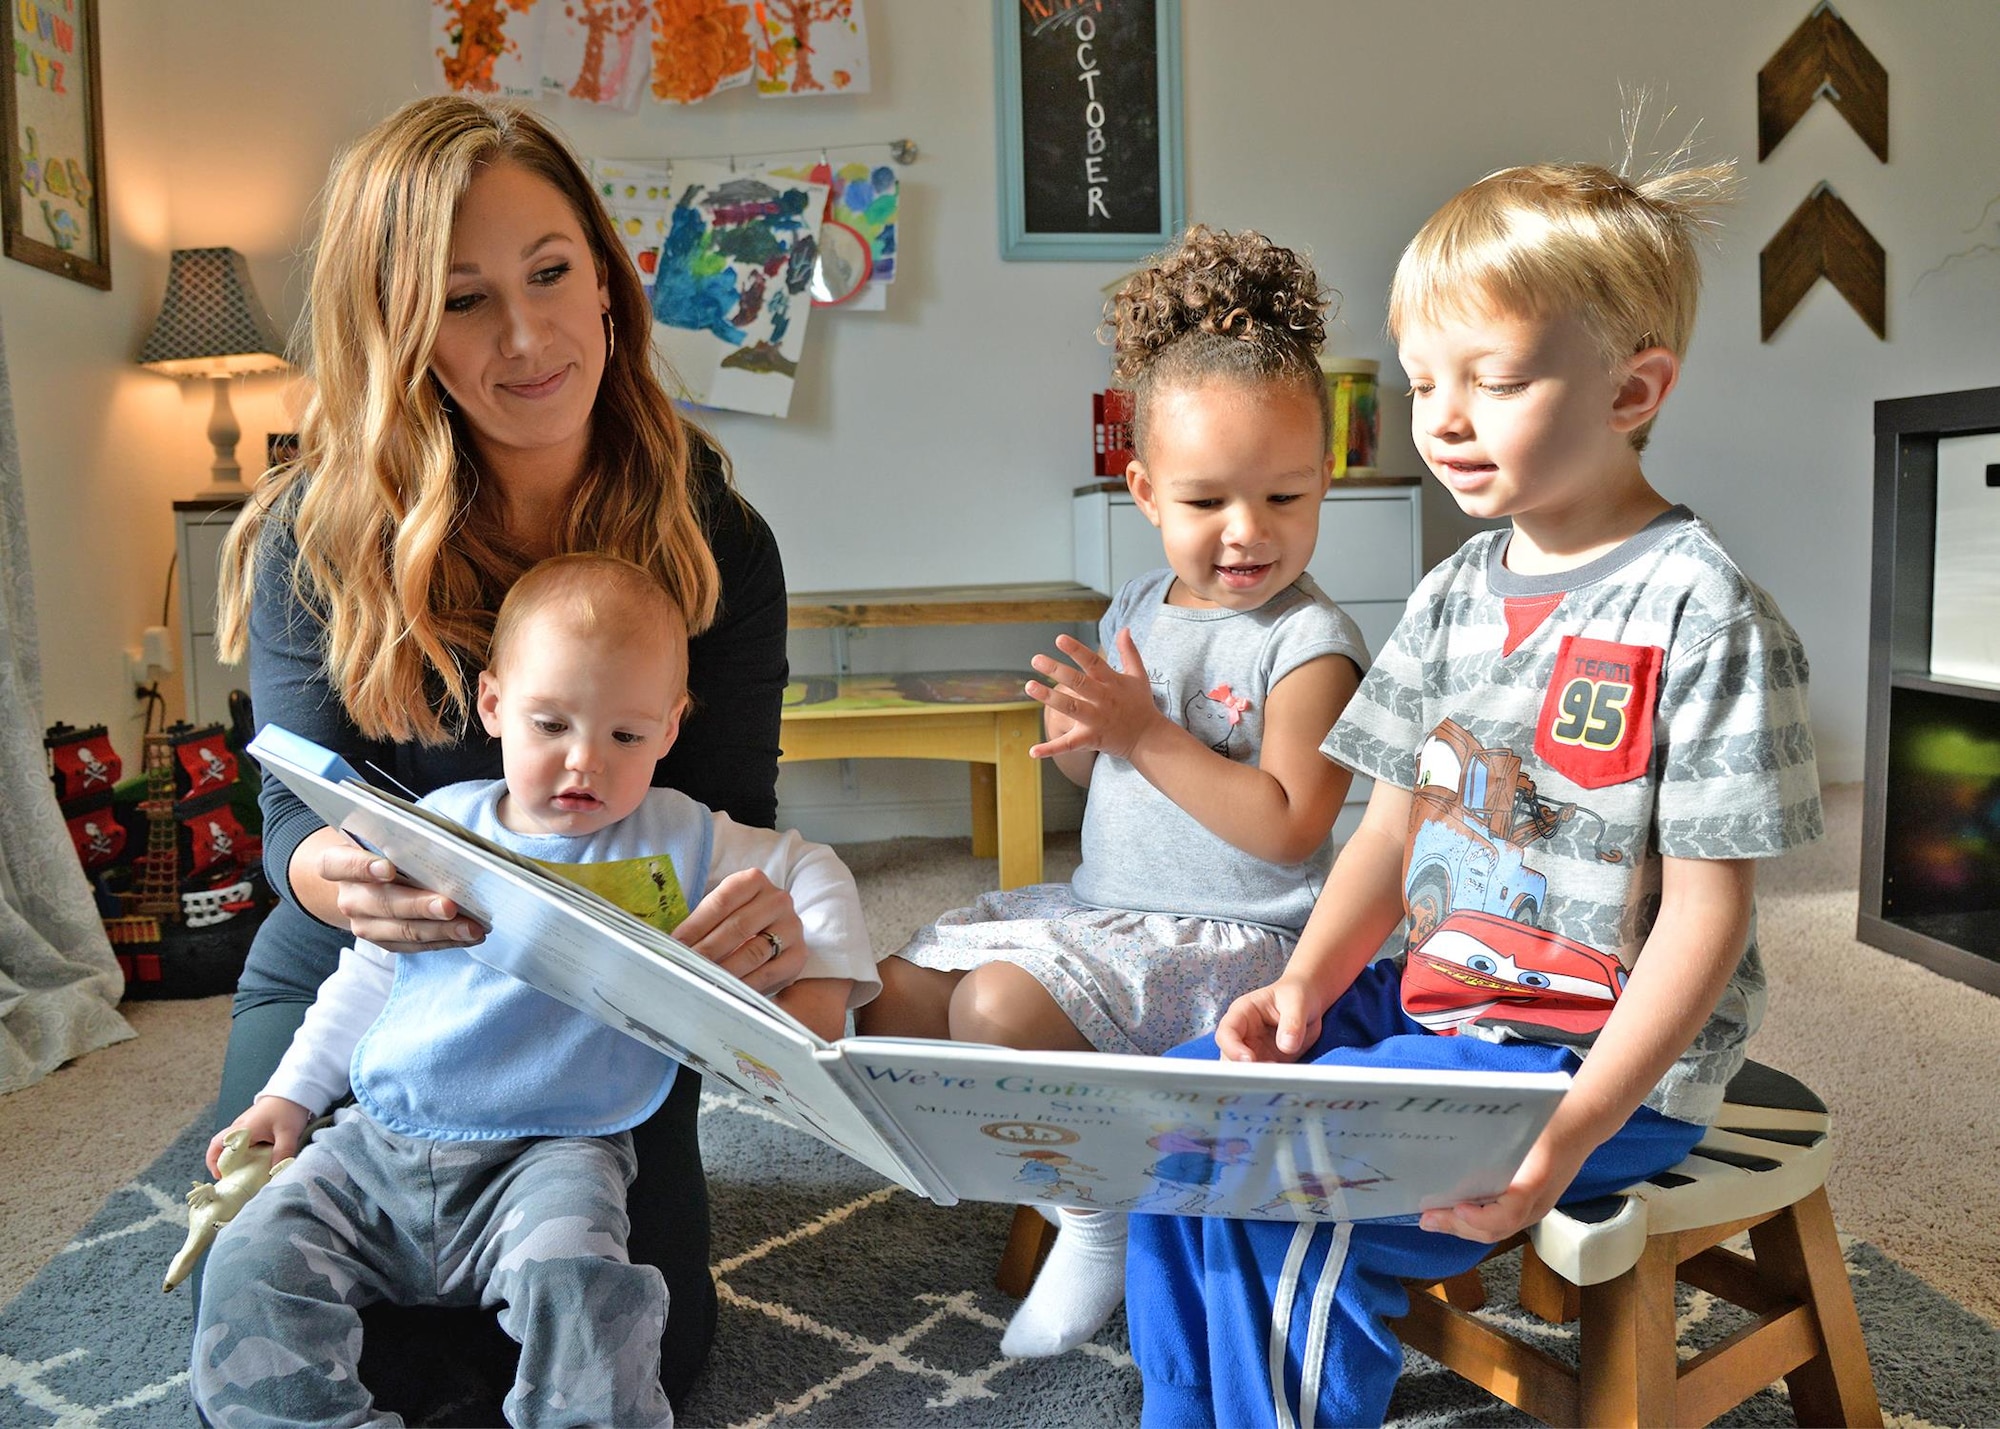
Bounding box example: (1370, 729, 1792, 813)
(782, 584, 1111, 891)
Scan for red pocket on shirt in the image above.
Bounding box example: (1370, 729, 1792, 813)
(1533, 636, 1662, 789)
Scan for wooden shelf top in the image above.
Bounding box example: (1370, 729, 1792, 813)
(788, 581, 1110, 630)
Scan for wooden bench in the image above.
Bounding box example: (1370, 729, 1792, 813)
(782, 583, 1110, 890)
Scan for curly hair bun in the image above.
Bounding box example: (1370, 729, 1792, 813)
(1106, 224, 1330, 384)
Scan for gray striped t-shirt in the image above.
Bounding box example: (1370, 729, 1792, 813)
(1322, 507, 1821, 1124)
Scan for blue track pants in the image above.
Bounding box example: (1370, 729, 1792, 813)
(1126, 960, 1707, 1429)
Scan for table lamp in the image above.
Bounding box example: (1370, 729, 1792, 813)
(137, 247, 291, 497)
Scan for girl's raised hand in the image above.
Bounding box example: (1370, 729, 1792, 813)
(1027, 629, 1160, 760)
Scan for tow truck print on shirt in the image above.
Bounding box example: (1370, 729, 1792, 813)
(1400, 718, 1630, 1041)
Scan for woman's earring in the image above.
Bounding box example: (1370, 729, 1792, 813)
(604, 311, 615, 362)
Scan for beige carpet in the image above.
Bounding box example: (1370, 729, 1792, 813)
(3, 783, 1995, 1328)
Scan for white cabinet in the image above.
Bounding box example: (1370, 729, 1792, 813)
(174, 498, 247, 728)
(1072, 478, 1423, 648)
(1072, 478, 1424, 827)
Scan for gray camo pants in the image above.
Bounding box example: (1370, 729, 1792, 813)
(191, 1106, 671, 1428)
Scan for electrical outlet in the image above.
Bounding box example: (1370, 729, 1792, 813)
(141, 624, 174, 675)
(127, 645, 169, 697)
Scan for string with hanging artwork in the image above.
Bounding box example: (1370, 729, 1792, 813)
(431, 0, 870, 107)
(588, 142, 905, 415)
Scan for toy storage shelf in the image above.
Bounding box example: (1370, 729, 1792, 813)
(1859, 386, 2000, 995)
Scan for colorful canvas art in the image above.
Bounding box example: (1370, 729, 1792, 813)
(542, 0, 651, 108)
(651, 0, 756, 103)
(754, 0, 869, 97)
(590, 157, 675, 294)
(648, 160, 828, 417)
(434, 0, 545, 97)
(757, 146, 899, 308)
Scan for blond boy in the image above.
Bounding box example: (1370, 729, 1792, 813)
(1123, 159, 1821, 1428)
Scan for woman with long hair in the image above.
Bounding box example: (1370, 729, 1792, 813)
(212, 94, 798, 1408)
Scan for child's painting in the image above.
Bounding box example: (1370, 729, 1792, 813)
(541, 0, 651, 108)
(754, 0, 869, 97)
(434, 0, 545, 98)
(590, 157, 674, 295)
(651, 0, 757, 103)
(648, 160, 828, 418)
(824, 147, 898, 306)
(757, 146, 900, 308)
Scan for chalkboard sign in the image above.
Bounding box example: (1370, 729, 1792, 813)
(995, 0, 1184, 261)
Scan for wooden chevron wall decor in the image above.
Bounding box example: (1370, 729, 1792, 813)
(1760, 183, 1886, 340)
(1759, 2, 1889, 161)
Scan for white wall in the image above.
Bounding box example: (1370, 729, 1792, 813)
(6, 0, 1999, 827)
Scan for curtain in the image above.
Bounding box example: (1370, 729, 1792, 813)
(0, 313, 133, 1094)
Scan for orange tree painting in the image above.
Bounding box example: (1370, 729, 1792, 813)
(563, 0, 650, 100)
(756, 0, 854, 95)
(652, 0, 754, 103)
(438, 0, 536, 92)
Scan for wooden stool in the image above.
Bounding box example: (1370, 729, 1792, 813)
(1395, 1061, 1881, 1427)
(779, 672, 1046, 891)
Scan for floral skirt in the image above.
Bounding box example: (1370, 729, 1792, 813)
(891, 883, 1294, 1057)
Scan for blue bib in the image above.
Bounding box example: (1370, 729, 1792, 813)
(351, 782, 714, 1140)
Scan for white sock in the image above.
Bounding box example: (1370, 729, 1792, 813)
(1000, 1209, 1127, 1357)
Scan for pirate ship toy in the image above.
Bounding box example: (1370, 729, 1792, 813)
(46, 717, 272, 997)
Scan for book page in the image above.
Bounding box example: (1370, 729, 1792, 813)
(835, 1040, 1570, 1222)
(247, 729, 922, 1190)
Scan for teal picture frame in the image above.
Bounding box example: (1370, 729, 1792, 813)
(995, 0, 1184, 262)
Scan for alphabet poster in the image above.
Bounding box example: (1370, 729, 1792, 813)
(647, 160, 828, 418)
(7, 0, 108, 283)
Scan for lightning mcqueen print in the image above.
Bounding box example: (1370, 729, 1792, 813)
(1400, 909, 1628, 1039)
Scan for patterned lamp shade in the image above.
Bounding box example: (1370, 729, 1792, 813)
(137, 248, 290, 376)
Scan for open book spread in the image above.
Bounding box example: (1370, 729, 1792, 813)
(249, 726, 1571, 1222)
